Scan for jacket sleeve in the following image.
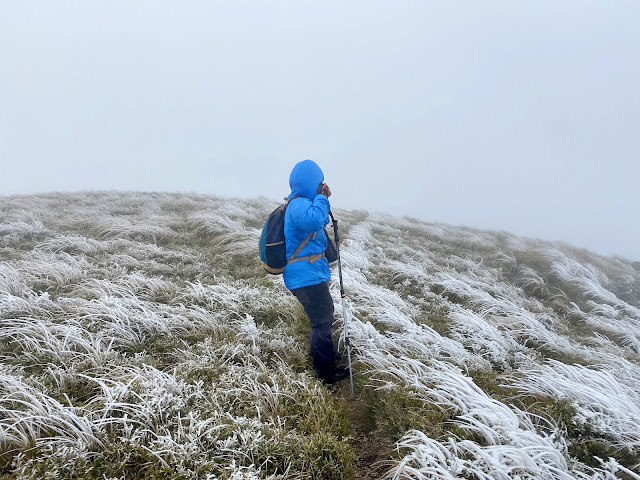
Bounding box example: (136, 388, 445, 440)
(289, 195, 330, 233)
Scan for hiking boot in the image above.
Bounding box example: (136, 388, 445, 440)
(324, 366, 350, 385)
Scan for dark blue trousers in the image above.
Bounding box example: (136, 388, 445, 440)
(291, 281, 336, 381)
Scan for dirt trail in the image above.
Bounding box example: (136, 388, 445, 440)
(330, 381, 397, 479)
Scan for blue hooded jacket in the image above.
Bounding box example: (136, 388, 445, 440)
(283, 159, 331, 290)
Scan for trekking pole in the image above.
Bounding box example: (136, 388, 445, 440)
(329, 212, 355, 398)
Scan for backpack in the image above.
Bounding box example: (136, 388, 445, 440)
(260, 197, 333, 275)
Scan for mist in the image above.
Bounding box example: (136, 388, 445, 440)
(1, 1, 638, 259)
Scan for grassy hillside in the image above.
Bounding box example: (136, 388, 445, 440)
(1, 192, 639, 479)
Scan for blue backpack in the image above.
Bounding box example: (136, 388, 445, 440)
(259, 197, 316, 275)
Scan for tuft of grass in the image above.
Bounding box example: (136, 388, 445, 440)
(413, 303, 451, 337)
(467, 368, 640, 471)
(296, 432, 356, 480)
(368, 386, 457, 441)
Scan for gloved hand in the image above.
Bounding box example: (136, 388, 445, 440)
(318, 183, 331, 198)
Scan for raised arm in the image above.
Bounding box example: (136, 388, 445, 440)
(289, 194, 331, 233)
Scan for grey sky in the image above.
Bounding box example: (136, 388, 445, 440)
(1, 1, 639, 260)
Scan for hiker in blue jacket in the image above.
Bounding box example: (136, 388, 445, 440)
(284, 159, 349, 384)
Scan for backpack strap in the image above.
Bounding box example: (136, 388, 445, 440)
(288, 232, 314, 262)
(287, 252, 325, 265)
(284, 197, 323, 266)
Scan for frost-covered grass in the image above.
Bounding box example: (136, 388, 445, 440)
(1, 191, 639, 479)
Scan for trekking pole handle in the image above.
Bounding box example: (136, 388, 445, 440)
(329, 212, 339, 243)
(329, 211, 345, 297)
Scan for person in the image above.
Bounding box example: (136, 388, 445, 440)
(283, 159, 349, 384)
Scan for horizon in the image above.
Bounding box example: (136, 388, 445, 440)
(2, 189, 638, 264)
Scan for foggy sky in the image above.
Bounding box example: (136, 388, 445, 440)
(1, 1, 639, 260)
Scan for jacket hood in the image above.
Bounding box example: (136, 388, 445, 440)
(288, 159, 324, 200)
